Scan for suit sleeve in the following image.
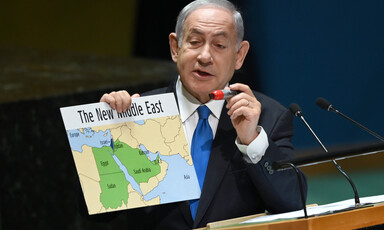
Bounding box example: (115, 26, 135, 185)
(245, 107, 307, 214)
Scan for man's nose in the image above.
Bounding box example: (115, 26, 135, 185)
(197, 44, 213, 66)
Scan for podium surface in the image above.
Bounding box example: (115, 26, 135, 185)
(202, 202, 384, 230)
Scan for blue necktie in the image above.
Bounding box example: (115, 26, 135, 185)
(190, 105, 213, 220)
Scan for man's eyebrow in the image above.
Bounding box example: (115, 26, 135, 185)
(188, 28, 229, 38)
(189, 28, 204, 35)
(212, 31, 229, 38)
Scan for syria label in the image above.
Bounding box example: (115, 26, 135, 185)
(60, 93, 179, 130)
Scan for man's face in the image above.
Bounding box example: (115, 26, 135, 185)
(170, 7, 249, 103)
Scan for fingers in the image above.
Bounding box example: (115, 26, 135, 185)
(227, 97, 261, 120)
(132, 93, 140, 98)
(229, 83, 253, 95)
(100, 90, 136, 113)
(225, 83, 261, 145)
(226, 83, 260, 118)
(238, 103, 260, 122)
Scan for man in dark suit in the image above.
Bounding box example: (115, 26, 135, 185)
(86, 0, 307, 229)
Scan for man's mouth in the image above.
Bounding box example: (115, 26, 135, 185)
(194, 70, 212, 77)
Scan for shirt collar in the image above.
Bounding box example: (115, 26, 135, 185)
(176, 76, 225, 122)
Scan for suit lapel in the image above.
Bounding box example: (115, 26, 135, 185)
(193, 103, 237, 228)
(165, 78, 178, 104)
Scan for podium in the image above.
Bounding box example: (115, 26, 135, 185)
(200, 142, 384, 230)
(202, 202, 384, 229)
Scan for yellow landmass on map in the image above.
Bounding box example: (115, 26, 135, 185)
(140, 159, 168, 195)
(161, 116, 181, 143)
(140, 177, 159, 195)
(96, 123, 124, 133)
(156, 158, 168, 181)
(103, 201, 127, 213)
(76, 115, 192, 214)
(161, 116, 192, 165)
(143, 196, 160, 206)
(93, 117, 190, 164)
(95, 123, 141, 150)
(79, 174, 104, 214)
(127, 184, 160, 209)
(74, 145, 106, 215)
(117, 125, 140, 149)
(122, 117, 192, 165)
(129, 119, 171, 155)
(73, 145, 100, 181)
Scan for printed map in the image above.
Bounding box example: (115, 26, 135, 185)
(67, 116, 200, 214)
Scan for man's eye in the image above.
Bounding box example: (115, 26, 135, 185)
(190, 41, 200, 45)
(216, 44, 226, 49)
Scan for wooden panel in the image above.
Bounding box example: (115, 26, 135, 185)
(202, 203, 384, 230)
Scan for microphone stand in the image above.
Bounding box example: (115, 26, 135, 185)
(316, 97, 384, 142)
(298, 115, 361, 207)
(278, 162, 308, 218)
(330, 107, 384, 143)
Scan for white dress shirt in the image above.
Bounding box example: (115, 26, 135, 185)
(175, 77, 269, 164)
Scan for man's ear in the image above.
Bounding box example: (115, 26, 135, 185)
(169, 33, 179, 63)
(235, 40, 250, 70)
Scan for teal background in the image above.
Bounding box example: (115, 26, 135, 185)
(307, 168, 384, 205)
(241, 0, 384, 149)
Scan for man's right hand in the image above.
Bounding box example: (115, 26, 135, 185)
(100, 90, 140, 113)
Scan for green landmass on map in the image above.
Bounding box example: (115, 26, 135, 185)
(93, 145, 129, 209)
(113, 139, 161, 183)
(92, 139, 161, 210)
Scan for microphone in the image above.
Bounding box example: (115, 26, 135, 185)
(289, 103, 361, 207)
(316, 97, 384, 142)
(289, 104, 327, 151)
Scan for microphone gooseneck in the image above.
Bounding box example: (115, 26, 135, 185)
(316, 97, 384, 142)
(289, 103, 361, 207)
(290, 103, 328, 151)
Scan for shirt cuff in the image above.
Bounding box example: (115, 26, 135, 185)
(235, 126, 269, 164)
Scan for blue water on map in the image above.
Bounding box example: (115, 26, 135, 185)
(139, 145, 159, 161)
(135, 120, 145, 125)
(108, 144, 199, 203)
(67, 128, 111, 152)
(67, 127, 200, 204)
(141, 149, 201, 203)
(128, 145, 200, 203)
(111, 154, 143, 195)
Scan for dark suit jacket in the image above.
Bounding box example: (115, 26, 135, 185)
(78, 79, 307, 229)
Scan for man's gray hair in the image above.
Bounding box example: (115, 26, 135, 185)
(175, 0, 244, 49)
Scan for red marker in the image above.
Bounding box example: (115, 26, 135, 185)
(209, 89, 240, 100)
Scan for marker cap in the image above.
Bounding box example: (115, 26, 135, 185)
(209, 90, 224, 100)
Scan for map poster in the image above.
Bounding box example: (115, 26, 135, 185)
(60, 93, 200, 215)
